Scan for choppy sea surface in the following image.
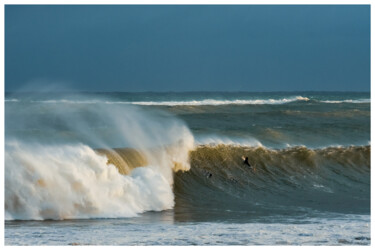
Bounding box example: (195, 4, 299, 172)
(4, 92, 370, 245)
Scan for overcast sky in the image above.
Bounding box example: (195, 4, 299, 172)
(5, 5, 370, 92)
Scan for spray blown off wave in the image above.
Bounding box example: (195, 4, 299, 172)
(5, 102, 194, 220)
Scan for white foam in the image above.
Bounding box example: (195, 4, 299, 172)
(5, 142, 175, 220)
(195, 135, 263, 147)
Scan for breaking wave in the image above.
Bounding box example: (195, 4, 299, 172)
(5, 139, 370, 220)
(5, 103, 194, 220)
(92, 144, 370, 216)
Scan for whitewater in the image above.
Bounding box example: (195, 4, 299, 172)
(4, 91, 370, 245)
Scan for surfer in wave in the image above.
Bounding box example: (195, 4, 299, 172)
(242, 156, 256, 172)
(242, 156, 251, 167)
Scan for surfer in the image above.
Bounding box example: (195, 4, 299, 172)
(204, 170, 213, 178)
(242, 156, 256, 172)
(242, 156, 251, 167)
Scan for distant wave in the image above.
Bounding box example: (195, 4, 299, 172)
(5, 99, 19, 102)
(320, 99, 370, 104)
(128, 96, 310, 106)
(12, 96, 308, 105)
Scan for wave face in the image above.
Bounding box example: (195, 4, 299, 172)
(173, 145, 370, 220)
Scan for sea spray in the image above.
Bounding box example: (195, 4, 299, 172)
(5, 100, 195, 220)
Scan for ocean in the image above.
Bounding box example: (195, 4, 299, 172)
(4, 91, 370, 245)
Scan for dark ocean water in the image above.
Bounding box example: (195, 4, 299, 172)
(4, 92, 370, 245)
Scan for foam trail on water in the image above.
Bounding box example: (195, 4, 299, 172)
(5, 100, 195, 220)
